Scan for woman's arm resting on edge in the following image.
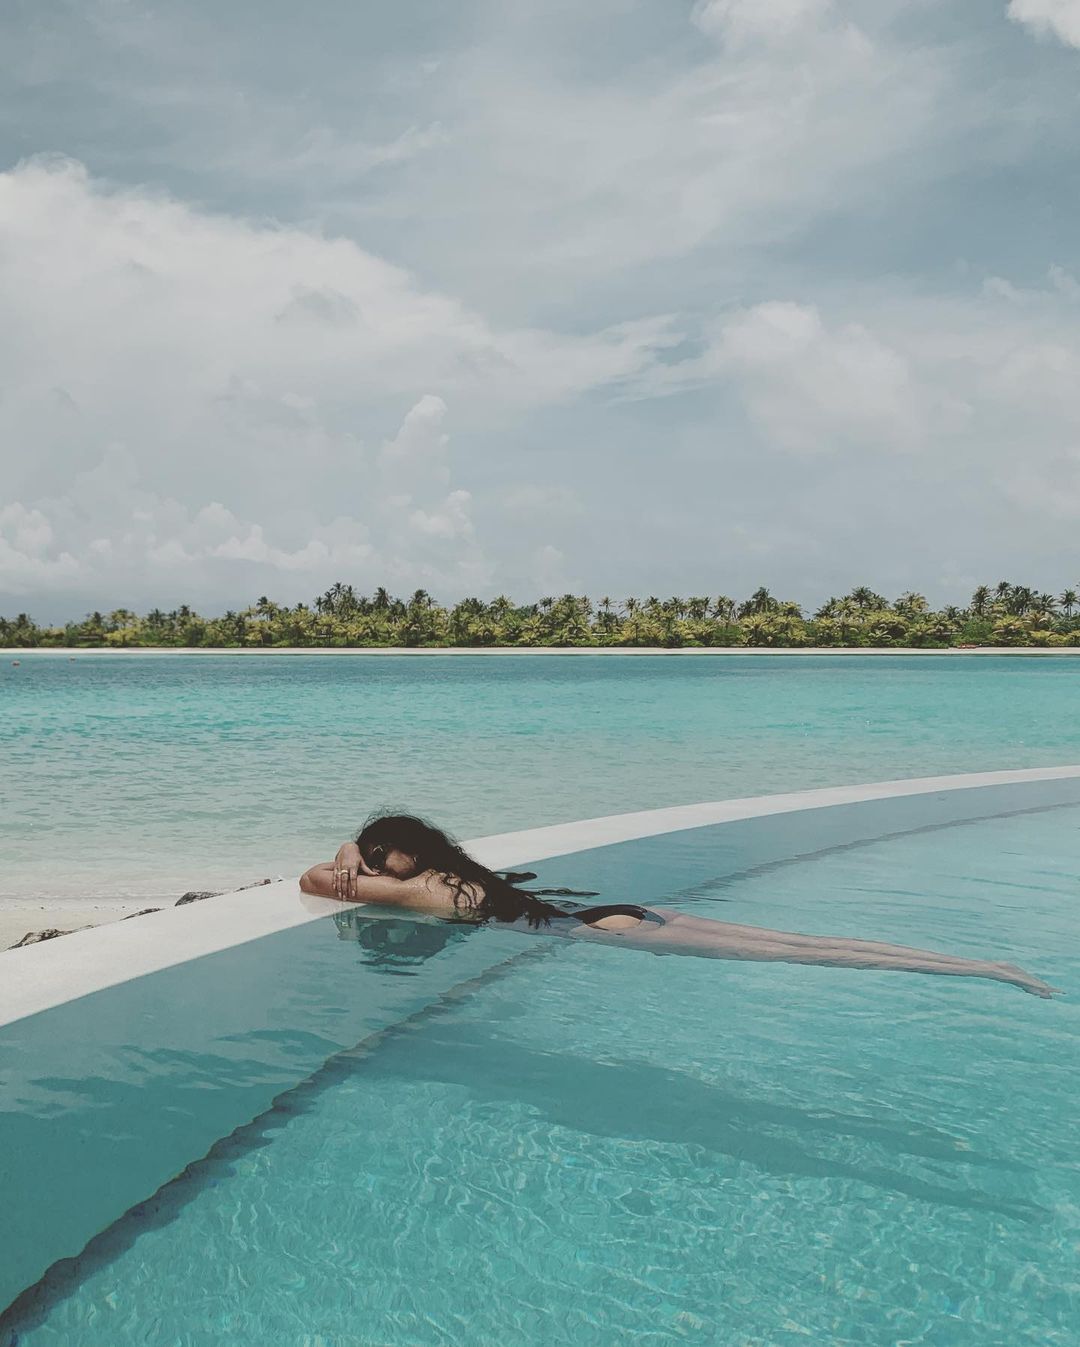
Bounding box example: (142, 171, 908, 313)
(299, 864, 414, 904)
(299, 864, 467, 916)
(305, 840, 396, 901)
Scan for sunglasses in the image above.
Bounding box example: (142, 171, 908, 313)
(362, 843, 388, 872)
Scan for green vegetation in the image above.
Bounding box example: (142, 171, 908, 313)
(5, 582, 1080, 648)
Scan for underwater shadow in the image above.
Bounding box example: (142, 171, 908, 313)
(366, 1019, 1042, 1223)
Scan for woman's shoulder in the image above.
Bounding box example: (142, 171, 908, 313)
(416, 869, 484, 907)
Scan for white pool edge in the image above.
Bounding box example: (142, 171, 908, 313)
(4, 764, 1080, 1029)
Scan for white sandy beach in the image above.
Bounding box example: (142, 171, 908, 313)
(0, 900, 153, 952)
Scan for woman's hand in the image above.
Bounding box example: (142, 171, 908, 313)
(333, 842, 362, 901)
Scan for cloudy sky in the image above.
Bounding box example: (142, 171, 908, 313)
(3, 0, 1080, 619)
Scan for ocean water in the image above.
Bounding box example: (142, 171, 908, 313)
(3, 653, 1080, 902)
(7, 805, 1079, 1346)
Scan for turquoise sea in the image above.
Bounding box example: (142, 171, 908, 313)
(3, 653, 1080, 902)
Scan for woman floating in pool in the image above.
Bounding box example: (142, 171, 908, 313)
(300, 814, 1059, 998)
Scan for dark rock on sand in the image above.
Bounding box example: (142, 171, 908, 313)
(175, 877, 271, 906)
(10, 927, 80, 948)
(7, 879, 275, 951)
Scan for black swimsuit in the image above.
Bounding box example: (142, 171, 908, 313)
(551, 902, 665, 929)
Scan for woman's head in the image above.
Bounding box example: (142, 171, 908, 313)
(356, 813, 462, 879)
(355, 812, 561, 927)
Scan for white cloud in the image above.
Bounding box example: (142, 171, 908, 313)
(693, 0, 834, 44)
(0, 522, 82, 592)
(0, 504, 54, 555)
(243, 121, 451, 185)
(409, 490, 474, 539)
(721, 303, 915, 449)
(530, 544, 576, 597)
(0, 159, 675, 607)
(696, 301, 945, 454)
(0, 158, 672, 431)
(379, 394, 451, 492)
(630, 277, 1080, 527)
(497, 484, 584, 516)
(296, 2, 943, 305)
(0, 395, 497, 600)
(19, 2, 938, 308)
(5, 6, 1080, 610)
(1008, 0, 1080, 49)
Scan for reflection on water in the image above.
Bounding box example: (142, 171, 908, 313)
(330, 867, 604, 975)
(332, 909, 476, 974)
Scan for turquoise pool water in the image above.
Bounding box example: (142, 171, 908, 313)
(3, 653, 1080, 902)
(5, 803, 1078, 1345)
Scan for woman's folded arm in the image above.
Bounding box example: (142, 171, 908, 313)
(299, 863, 476, 916)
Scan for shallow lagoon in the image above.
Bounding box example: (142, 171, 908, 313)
(4, 652, 1080, 901)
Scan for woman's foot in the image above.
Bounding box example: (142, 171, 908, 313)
(992, 962, 1062, 998)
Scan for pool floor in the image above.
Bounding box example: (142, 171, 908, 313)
(8, 808, 1080, 1346)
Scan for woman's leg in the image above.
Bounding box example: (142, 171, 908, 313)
(590, 912, 1059, 997)
(671, 914, 1005, 970)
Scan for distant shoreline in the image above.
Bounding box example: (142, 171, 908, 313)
(6, 646, 1080, 658)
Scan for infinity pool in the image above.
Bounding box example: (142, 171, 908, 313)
(3, 798, 1079, 1345)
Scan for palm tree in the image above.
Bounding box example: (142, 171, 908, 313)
(894, 592, 928, 617)
(596, 597, 616, 632)
(15, 578, 1080, 651)
(739, 587, 777, 617)
(1008, 586, 1035, 617)
(849, 586, 885, 611)
(969, 586, 991, 617)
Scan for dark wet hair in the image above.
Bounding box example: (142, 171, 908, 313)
(356, 813, 569, 928)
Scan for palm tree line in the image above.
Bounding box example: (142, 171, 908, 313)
(5, 580, 1080, 648)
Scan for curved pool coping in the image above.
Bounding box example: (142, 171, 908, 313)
(3, 763, 1080, 1029)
